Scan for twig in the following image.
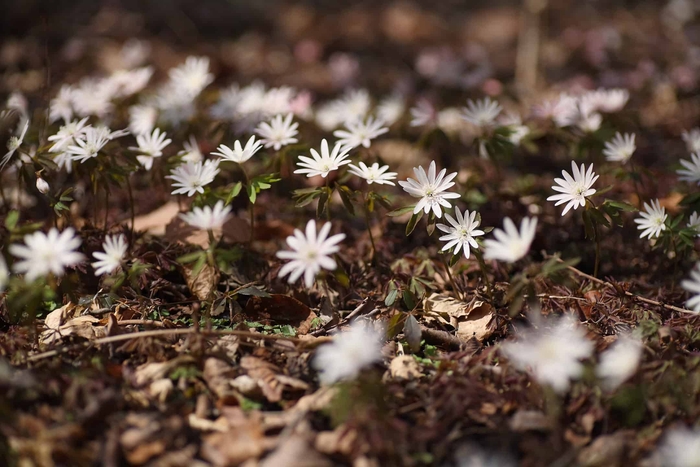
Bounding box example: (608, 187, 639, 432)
(561, 260, 694, 315)
(117, 319, 165, 327)
(25, 328, 331, 364)
(420, 326, 473, 351)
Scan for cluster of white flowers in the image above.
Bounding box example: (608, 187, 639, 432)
(503, 315, 642, 393)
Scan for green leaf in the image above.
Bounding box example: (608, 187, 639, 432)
(247, 183, 257, 204)
(603, 199, 637, 212)
(177, 250, 206, 264)
(236, 286, 270, 298)
(336, 184, 355, 216)
(317, 187, 330, 218)
(406, 211, 423, 236)
(5, 211, 19, 230)
(402, 289, 418, 310)
(404, 315, 422, 353)
(386, 313, 407, 339)
(226, 182, 243, 204)
(388, 205, 416, 217)
(385, 288, 399, 307)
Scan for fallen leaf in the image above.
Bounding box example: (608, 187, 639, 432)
(40, 304, 106, 345)
(244, 294, 311, 324)
(260, 435, 332, 467)
(389, 355, 422, 380)
(131, 201, 180, 236)
(423, 293, 494, 342)
(201, 409, 266, 466)
(182, 262, 219, 301)
(509, 410, 553, 432)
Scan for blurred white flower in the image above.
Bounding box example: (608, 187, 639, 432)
(659, 426, 700, 467)
(1, 118, 29, 169)
(212, 135, 263, 164)
(398, 161, 460, 218)
(377, 94, 405, 125)
(603, 132, 636, 163)
(315, 89, 371, 131)
(682, 128, 700, 154)
(294, 139, 351, 178)
(483, 217, 537, 263)
(460, 97, 502, 128)
(547, 161, 599, 216)
(409, 99, 437, 128)
(108, 66, 153, 98)
(128, 105, 158, 136)
(437, 108, 465, 136)
(534, 93, 579, 128)
(10, 228, 84, 281)
(255, 113, 299, 151)
(688, 211, 700, 235)
(276, 219, 345, 288)
(348, 162, 397, 185)
(48, 117, 89, 153)
(92, 234, 128, 276)
(167, 159, 220, 197)
(334, 116, 388, 149)
(179, 135, 203, 163)
(179, 201, 232, 231)
(596, 334, 643, 390)
(502, 314, 593, 393)
(313, 320, 384, 385)
(678, 153, 700, 185)
(598, 88, 629, 113)
(168, 56, 213, 99)
(437, 208, 485, 258)
(682, 263, 700, 313)
(49, 85, 74, 123)
(499, 113, 530, 145)
(577, 111, 602, 133)
(71, 77, 115, 118)
(634, 199, 667, 239)
(130, 128, 172, 170)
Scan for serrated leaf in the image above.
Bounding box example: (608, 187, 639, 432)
(336, 183, 355, 216)
(317, 187, 330, 218)
(237, 286, 271, 298)
(388, 205, 416, 217)
(247, 183, 257, 204)
(406, 211, 423, 236)
(226, 182, 243, 204)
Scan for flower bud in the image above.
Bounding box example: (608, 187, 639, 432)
(36, 177, 49, 195)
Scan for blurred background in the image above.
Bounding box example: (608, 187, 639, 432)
(2, 0, 700, 130)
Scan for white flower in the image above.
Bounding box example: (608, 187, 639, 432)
(0, 255, 8, 293)
(49, 85, 74, 123)
(409, 99, 436, 127)
(634, 199, 667, 239)
(66, 126, 111, 163)
(167, 159, 220, 197)
(437, 209, 485, 258)
(71, 78, 115, 118)
(596, 334, 642, 390)
(48, 117, 89, 153)
(108, 66, 153, 98)
(276, 219, 345, 288)
(460, 97, 502, 128)
(92, 234, 128, 276)
(212, 135, 263, 164)
(547, 161, 599, 216)
(597, 88, 629, 113)
(377, 94, 405, 125)
(130, 128, 172, 170)
(1, 118, 29, 169)
(577, 111, 602, 133)
(677, 153, 700, 185)
(398, 161, 460, 218)
(659, 427, 700, 467)
(179, 201, 232, 231)
(534, 93, 579, 127)
(179, 135, 203, 163)
(128, 105, 158, 135)
(347, 162, 397, 185)
(688, 212, 700, 235)
(483, 217, 537, 263)
(502, 314, 593, 393)
(313, 320, 384, 385)
(294, 139, 351, 178)
(168, 56, 213, 99)
(682, 263, 700, 313)
(9, 228, 84, 281)
(36, 176, 49, 194)
(499, 113, 530, 145)
(603, 132, 636, 163)
(437, 108, 465, 135)
(255, 113, 299, 151)
(682, 128, 700, 154)
(333, 116, 389, 149)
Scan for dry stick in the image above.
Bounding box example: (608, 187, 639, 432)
(25, 328, 330, 363)
(563, 261, 694, 315)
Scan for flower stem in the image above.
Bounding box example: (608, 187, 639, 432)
(628, 159, 644, 208)
(325, 176, 331, 221)
(443, 258, 463, 301)
(240, 165, 254, 243)
(475, 249, 493, 301)
(126, 175, 135, 249)
(364, 193, 376, 262)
